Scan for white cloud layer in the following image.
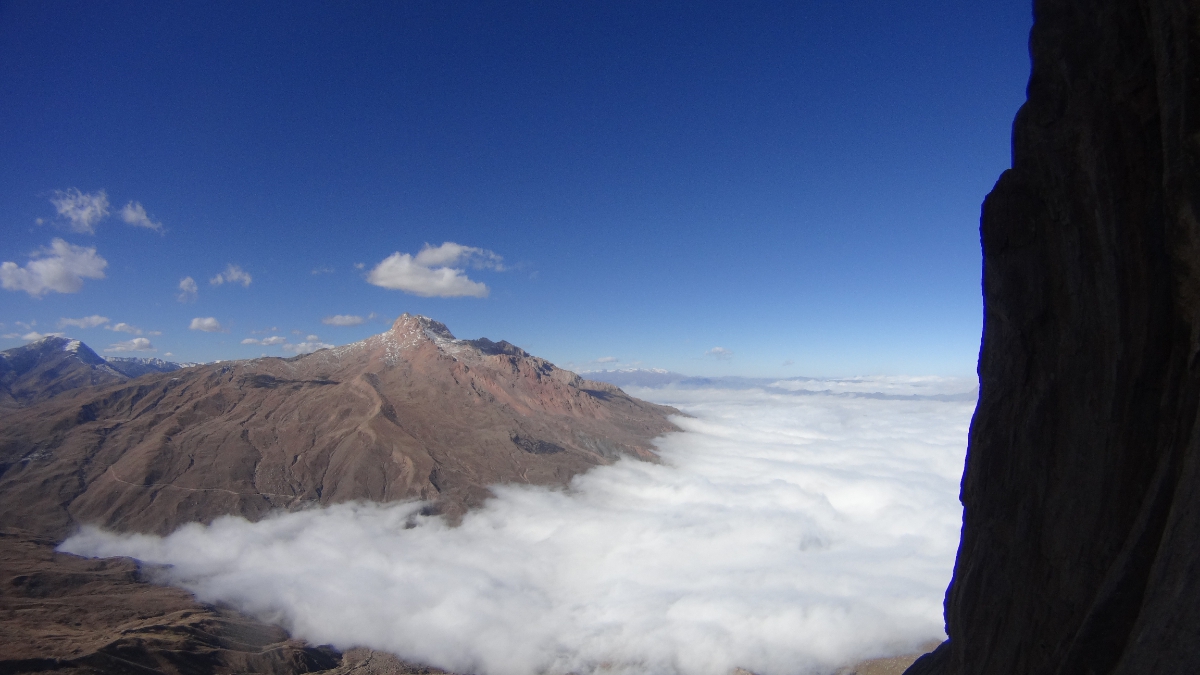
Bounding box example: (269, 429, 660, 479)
(322, 314, 365, 326)
(210, 264, 252, 287)
(0, 239, 108, 297)
(769, 376, 979, 398)
(63, 386, 971, 675)
(189, 317, 224, 332)
(366, 242, 501, 298)
(120, 201, 164, 232)
(49, 188, 110, 234)
(104, 337, 155, 353)
(58, 315, 110, 329)
(177, 277, 198, 302)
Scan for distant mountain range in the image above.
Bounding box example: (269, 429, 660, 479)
(583, 368, 979, 401)
(0, 336, 199, 409)
(0, 316, 679, 538)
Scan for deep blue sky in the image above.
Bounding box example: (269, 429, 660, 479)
(0, 1, 1031, 376)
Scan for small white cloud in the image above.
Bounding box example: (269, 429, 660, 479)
(241, 335, 287, 346)
(596, 356, 618, 364)
(163, 352, 173, 357)
(147, 330, 162, 336)
(19, 331, 64, 342)
(353, 262, 365, 270)
(0, 238, 108, 297)
(104, 337, 155, 353)
(366, 242, 502, 298)
(705, 347, 734, 360)
(120, 201, 164, 232)
(210, 264, 252, 287)
(50, 188, 110, 234)
(311, 266, 334, 275)
(107, 322, 143, 335)
(189, 317, 224, 333)
(322, 314, 364, 326)
(177, 276, 198, 302)
(305, 334, 320, 342)
(58, 315, 110, 329)
(283, 340, 333, 355)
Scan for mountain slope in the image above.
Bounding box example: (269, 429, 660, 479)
(0, 315, 680, 538)
(0, 337, 127, 409)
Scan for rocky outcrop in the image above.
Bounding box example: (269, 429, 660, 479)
(0, 315, 680, 539)
(908, 1, 1200, 673)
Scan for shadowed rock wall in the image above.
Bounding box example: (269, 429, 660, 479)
(907, 1, 1200, 673)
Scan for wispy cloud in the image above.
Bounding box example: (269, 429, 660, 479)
(366, 242, 502, 298)
(595, 356, 618, 364)
(0, 239, 108, 297)
(210, 264, 252, 287)
(322, 314, 365, 326)
(107, 322, 143, 335)
(282, 340, 333, 354)
(705, 346, 734, 360)
(120, 201, 164, 232)
(189, 317, 225, 332)
(104, 337, 155, 353)
(177, 277, 198, 302)
(49, 188, 110, 234)
(311, 266, 334, 275)
(241, 336, 287, 346)
(58, 315, 110, 329)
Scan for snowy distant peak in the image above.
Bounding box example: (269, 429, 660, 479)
(103, 356, 197, 379)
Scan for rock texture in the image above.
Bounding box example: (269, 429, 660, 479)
(0, 315, 680, 539)
(908, 1, 1200, 673)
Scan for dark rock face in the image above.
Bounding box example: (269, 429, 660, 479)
(910, 1, 1200, 673)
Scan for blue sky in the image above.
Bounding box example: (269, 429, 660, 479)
(0, 1, 1031, 377)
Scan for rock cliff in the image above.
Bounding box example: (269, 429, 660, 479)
(908, 1, 1200, 673)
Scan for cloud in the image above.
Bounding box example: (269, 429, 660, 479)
(366, 242, 503, 298)
(282, 340, 333, 355)
(705, 346, 733, 360)
(49, 188, 109, 234)
(120, 201, 164, 232)
(14, 331, 64, 341)
(353, 262, 365, 270)
(189, 317, 224, 332)
(322, 314, 364, 326)
(241, 336, 287, 346)
(107, 322, 142, 335)
(62, 386, 971, 675)
(311, 266, 334, 275)
(0, 239, 108, 297)
(58, 315, 110, 329)
(210, 264, 252, 287)
(305, 334, 320, 342)
(104, 337, 155, 353)
(177, 277, 198, 302)
(595, 356, 618, 364)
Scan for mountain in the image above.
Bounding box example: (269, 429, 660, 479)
(104, 356, 199, 379)
(906, 2, 1200, 673)
(0, 314, 680, 539)
(0, 337, 127, 409)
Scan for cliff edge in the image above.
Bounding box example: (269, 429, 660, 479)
(909, 1, 1200, 673)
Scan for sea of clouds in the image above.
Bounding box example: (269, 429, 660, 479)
(61, 379, 976, 675)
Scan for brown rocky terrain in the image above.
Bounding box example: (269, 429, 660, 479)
(906, 0, 1200, 673)
(0, 314, 680, 539)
